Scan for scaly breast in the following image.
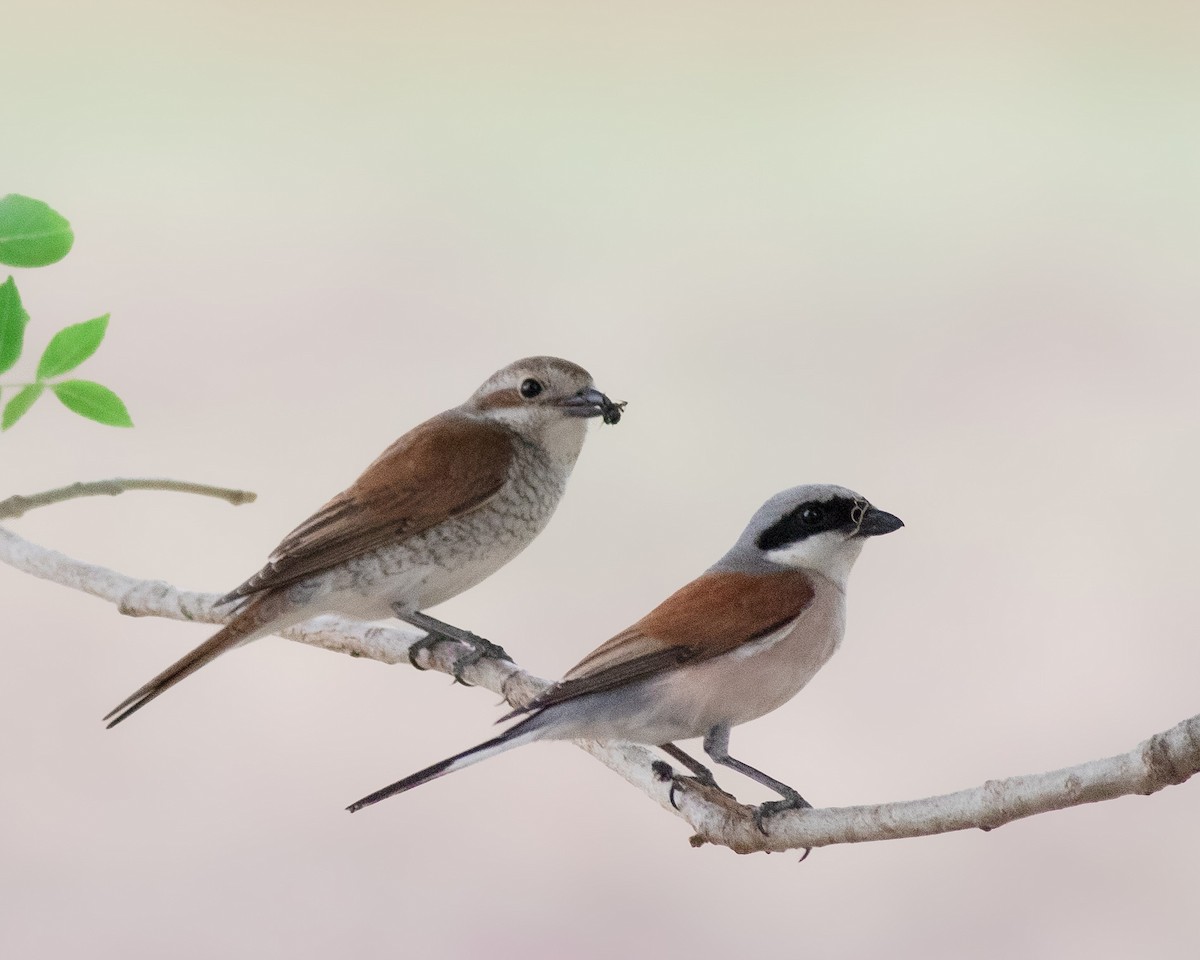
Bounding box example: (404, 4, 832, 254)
(392, 437, 574, 609)
(309, 434, 577, 617)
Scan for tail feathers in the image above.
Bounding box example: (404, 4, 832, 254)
(103, 594, 282, 728)
(346, 719, 544, 813)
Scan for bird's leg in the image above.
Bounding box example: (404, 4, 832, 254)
(394, 608, 513, 685)
(656, 742, 732, 810)
(702, 726, 813, 836)
(659, 742, 720, 786)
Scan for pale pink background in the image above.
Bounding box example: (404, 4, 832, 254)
(4, 2, 1199, 957)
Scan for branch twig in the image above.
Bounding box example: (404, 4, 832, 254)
(2, 478, 1198, 855)
(0, 478, 256, 520)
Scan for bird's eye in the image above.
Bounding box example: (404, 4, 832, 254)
(519, 378, 544, 399)
(800, 506, 824, 526)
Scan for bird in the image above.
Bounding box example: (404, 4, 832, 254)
(346, 483, 902, 830)
(104, 356, 625, 728)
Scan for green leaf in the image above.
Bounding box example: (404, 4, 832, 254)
(51, 380, 132, 427)
(37, 314, 110, 380)
(2, 383, 43, 431)
(0, 276, 30, 375)
(0, 195, 75, 267)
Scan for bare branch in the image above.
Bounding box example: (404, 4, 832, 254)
(2, 478, 1198, 855)
(671, 712, 1200, 853)
(0, 478, 257, 520)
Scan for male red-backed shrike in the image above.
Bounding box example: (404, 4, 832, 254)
(104, 356, 624, 728)
(347, 484, 902, 829)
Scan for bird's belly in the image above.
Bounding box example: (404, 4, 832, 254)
(670, 624, 839, 729)
(313, 546, 521, 621)
(407, 545, 520, 609)
(551, 587, 847, 745)
(314, 563, 436, 621)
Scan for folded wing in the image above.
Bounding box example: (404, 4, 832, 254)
(508, 569, 816, 717)
(221, 413, 515, 602)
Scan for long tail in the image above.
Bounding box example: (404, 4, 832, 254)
(103, 592, 288, 728)
(346, 717, 546, 813)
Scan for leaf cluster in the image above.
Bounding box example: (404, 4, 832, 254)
(0, 195, 131, 431)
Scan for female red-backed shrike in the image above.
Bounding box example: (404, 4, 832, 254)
(104, 356, 624, 728)
(347, 484, 902, 829)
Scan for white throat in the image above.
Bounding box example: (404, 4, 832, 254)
(536, 415, 589, 467)
(481, 406, 590, 468)
(763, 533, 866, 589)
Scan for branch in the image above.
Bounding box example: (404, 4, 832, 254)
(670, 712, 1200, 853)
(0, 478, 257, 520)
(2, 479, 1198, 856)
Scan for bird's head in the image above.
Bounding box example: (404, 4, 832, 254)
(465, 356, 625, 463)
(720, 484, 904, 587)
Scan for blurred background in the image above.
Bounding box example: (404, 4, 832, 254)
(3, 1, 1199, 957)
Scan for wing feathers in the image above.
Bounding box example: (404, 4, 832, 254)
(221, 413, 514, 602)
(511, 570, 815, 717)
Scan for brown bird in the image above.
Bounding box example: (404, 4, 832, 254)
(346, 484, 901, 831)
(104, 356, 624, 728)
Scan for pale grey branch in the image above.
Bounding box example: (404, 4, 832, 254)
(2, 478, 1197, 856)
(670, 712, 1200, 853)
(0, 478, 257, 520)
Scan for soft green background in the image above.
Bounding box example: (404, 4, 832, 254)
(4, 2, 1199, 958)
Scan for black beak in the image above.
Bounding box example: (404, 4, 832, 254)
(559, 387, 626, 425)
(854, 506, 904, 537)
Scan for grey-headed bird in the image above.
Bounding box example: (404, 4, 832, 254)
(347, 484, 902, 827)
(104, 357, 624, 728)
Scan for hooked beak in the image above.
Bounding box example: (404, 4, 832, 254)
(853, 506, 904, 538)
(558, 387, 626, 425)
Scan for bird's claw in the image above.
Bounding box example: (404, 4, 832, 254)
(406, 633, 437, 671)
(651, 762, 733, 811)
(406, 630, 511, 683)
(752, 791, 812, 835)
(447, 634, 511, 686)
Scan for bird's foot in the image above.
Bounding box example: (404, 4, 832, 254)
(446, 632, 512, 686)
(752, 789, 812, 836)
(652, 761, 733, 811)
(405, 627, 511, 685)
(398, 609, 513, 681)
